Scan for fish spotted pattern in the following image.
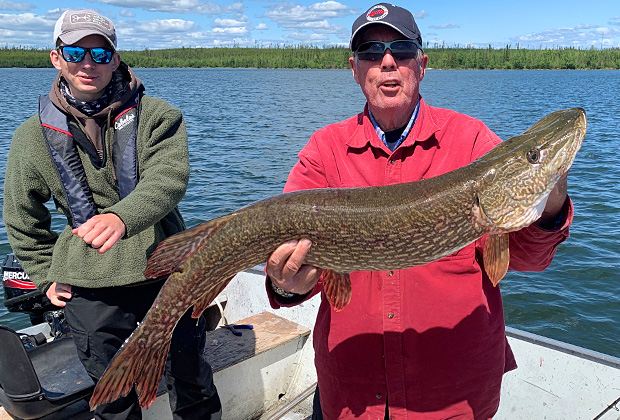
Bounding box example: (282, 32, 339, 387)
(90, 108, 587, 410)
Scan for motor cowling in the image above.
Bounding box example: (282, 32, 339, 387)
(2, 253, 60, 325)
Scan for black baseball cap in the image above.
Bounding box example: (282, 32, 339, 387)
(350, 3, 422, 51)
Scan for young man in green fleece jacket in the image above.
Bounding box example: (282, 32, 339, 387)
(2, 9, 221, 420)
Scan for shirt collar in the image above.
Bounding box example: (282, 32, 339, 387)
(346, 97, 441, 151)
(368, 100, 420, 152)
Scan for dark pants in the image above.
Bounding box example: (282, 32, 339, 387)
(312, 386, 323, 420)
(64, 280, 221, 420)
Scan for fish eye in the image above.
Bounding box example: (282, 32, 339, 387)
(526, 148, 541, 164)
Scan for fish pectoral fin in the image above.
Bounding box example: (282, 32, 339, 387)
(144, 214, 233, 278)
(191, 275, 234, 318)
(322, 270, 352, 312)
(483, 233, 510, 286)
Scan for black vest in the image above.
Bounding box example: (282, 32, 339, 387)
(39, 93, 140, 228)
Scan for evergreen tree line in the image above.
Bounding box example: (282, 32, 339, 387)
(1, 45, 619, 70)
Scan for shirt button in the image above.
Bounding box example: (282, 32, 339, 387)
(388, 271, 394, 276)
(390, 159, 396, 165)
(376, 393, 382, 399)
(388, 312, 394, 319)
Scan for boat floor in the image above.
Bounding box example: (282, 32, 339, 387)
(0, 401, 313, 420)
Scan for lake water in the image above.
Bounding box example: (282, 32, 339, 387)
(0, 67, 618, 357)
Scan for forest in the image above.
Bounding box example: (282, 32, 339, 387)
(1, 44, 619, 70)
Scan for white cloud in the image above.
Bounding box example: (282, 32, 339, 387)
(211, 15, 249, 38)
(264, 1, 353, 26)
(214, 17, 248, 27)
(513, 25, 620, 48)
(0, 12, 52, 29)
(255, 23, 268, 30)
(212, 26, 247, 35)
(0, 12, 54, 47)
(120, 9, 136, 18)
(296, 19, 340, 32)
(414, 10, 428, 19)
(97, 0, 222, 15)
(130, 18, 196, 33)
(212, 37, 252, 46)
(0, 0, 35, 11)
(113, 18, 201, 49)
(262, 0, 353, 44)
(286, 31, 330, 43)
(428, 23, 460, 30)
(225, 2, 244, 13)
(308, 1, 348, 14)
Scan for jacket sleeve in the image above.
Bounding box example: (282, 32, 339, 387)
(507, 197, 572, 271)
(282, 134, 329, 193)
(3, 119, 58, 291)
(267, 133, 328, 308)
(102, 99, 190, 237)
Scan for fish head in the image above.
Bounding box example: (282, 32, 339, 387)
(477, 107, 587, 232)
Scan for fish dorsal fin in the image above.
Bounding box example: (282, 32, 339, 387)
(322, 270, 352, 311)
(144, 215, 232, 278)
(483, 233, 510, 286)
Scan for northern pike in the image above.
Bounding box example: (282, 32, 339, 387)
(90, 108, 586, 410)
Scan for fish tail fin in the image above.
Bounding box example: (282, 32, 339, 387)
(89, 320, 172, 411)
(322, 270, 351, 311)
(484, 233, 510, 286)
(136, 348, 167, 407)
(145, 214, 233, 278)
(191, 275, 235, 318)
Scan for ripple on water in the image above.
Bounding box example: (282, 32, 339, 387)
(0, 69, 618, 357)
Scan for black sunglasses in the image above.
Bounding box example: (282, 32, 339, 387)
(57, 45, 114, 64)
(355, 40, 422, 61)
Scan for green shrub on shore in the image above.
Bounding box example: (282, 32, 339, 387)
(1, 44, 619, 70)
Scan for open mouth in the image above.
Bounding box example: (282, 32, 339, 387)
(383, 81, 399, 88)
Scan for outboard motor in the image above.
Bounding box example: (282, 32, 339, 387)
(2, 253, 61, 325)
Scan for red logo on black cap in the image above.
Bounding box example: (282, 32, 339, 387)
(366, 5, 389, 21)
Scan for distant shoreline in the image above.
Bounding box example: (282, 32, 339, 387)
(1, 46, 619, 70)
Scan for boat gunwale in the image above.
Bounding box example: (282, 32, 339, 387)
(505, 326, 620, 370)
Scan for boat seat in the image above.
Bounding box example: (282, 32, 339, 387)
(146, 311, 312, 420)
(0, 325, 94, 420)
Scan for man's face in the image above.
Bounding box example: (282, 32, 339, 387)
(50, 34, 120, 102)
(349, 26, 428, 131)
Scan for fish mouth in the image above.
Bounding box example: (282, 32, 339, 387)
(544, 112, 587, 177)
(476, 108, 586, 232)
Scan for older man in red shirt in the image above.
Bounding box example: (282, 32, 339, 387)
(265, 3, 572, 419)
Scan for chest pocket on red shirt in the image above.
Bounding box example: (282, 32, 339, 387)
(431, 243, 479, 276)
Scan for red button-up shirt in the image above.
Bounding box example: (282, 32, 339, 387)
(267, 98, 572, 419)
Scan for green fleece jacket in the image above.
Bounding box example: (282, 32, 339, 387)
(3, 85, 189, 292)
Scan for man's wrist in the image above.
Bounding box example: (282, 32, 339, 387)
(534, 197, 569, 230)
(269, 279, 297, 298)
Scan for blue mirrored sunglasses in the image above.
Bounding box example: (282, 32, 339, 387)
(355, 40, 422, 61)
(57, 46, 114, 64)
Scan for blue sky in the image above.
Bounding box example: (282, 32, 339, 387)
(1, 0, 619, 50)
